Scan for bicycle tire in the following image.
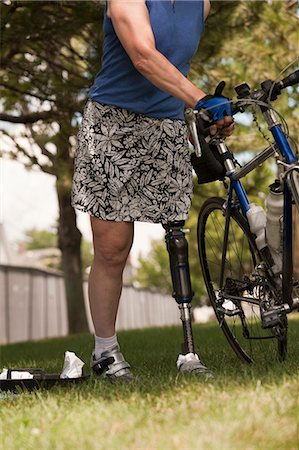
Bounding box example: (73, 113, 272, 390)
(197, 196, 288, 363)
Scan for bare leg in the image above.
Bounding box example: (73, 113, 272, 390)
(89, 218, 134, 337)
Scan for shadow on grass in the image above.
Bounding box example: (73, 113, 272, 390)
(1, 319, 298, 400)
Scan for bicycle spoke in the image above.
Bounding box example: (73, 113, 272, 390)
(197, 197, 287, 363)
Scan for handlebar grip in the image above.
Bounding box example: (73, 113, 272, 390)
(280, 69, 299, 89)
(195, 104, 238, 139)
(231, 103, 241, 115)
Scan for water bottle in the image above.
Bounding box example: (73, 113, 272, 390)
(246, 203, 267, 251)
(265, 180, 284, 274)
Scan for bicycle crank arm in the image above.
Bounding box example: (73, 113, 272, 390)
(221, 294, 260, 306)
(216, 306, 242, 317)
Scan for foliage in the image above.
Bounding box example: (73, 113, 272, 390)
(133, 239, 172, 294)
(81, 239, 94, 272)
(193, 0, 299, 152)
(21, 227, 93, 271)
(0, 0, 104, 169)
(24, 228, 58, 250)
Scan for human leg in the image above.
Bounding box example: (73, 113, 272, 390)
(89, 218, 134, 380)
(89, 218, 134, 337)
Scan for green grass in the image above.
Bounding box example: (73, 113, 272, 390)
(1, 318, 299, 450)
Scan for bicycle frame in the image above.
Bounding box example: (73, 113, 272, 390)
(214, 109, 298, 311)
(194, 70, 299, 362)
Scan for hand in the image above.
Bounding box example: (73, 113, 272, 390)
(195, 81, 234, 137)
(209, 121, 235, 137)
(195, 95, 232, 121)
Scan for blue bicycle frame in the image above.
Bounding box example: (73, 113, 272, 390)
(224, 117, 298, 308)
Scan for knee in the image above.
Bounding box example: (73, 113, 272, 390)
(92, 234, 131, 272)
(90, 219, 133, 275)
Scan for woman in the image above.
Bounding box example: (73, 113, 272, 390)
(72, 0, 234, 381)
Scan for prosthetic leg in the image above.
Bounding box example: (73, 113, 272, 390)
(163, 221, 212, 376)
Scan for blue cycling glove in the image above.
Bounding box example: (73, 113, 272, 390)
(195, 82, 232, 121)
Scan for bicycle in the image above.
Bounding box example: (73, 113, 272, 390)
(186, 68, 299, 363)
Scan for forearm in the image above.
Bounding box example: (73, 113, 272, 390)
(134, 48, 206, 108)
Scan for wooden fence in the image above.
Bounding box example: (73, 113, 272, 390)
(0, 264, 179, 344)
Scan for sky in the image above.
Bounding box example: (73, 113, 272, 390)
(1, 157, 165, 266)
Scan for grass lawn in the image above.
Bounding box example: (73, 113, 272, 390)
(1, 318, 299, 450)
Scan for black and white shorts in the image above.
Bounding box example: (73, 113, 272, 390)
(71, 100, 193, 224)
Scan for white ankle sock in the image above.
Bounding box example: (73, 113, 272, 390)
(94, 334, 118, 359)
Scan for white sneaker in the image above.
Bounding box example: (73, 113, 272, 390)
(91, 345, 134, 383)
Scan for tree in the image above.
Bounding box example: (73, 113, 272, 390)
(24, 228, 57, 250)
(193, 0, 298, 152)
(133, 239, 172, 294)
(0, 0, 105, 333)
(21, 227, 93, 272)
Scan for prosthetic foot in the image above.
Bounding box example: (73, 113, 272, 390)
(176, 303, 213, 377)
(164, 222, 213, 378)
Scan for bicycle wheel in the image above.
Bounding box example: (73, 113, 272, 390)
(197, 196, 288, 363)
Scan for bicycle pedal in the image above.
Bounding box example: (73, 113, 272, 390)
(261, 304, 289, 329)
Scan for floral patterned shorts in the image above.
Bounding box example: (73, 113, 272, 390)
(71, 100, 193, 224)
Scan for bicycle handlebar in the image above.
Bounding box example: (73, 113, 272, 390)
(234, 68, 299, 106)
(280, 69, 299, 89)
(189, 69, 299, 144)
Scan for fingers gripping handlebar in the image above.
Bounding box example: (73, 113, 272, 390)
(185, 105, 234, 156)
(185, 69, 299, 154)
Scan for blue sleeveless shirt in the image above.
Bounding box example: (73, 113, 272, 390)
(88, 1, 204, 120)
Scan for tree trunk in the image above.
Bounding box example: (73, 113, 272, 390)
(57, 183, 89, 333)
(55, 120, 89, 334)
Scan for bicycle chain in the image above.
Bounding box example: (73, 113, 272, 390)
(251, 107, 273, 146)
